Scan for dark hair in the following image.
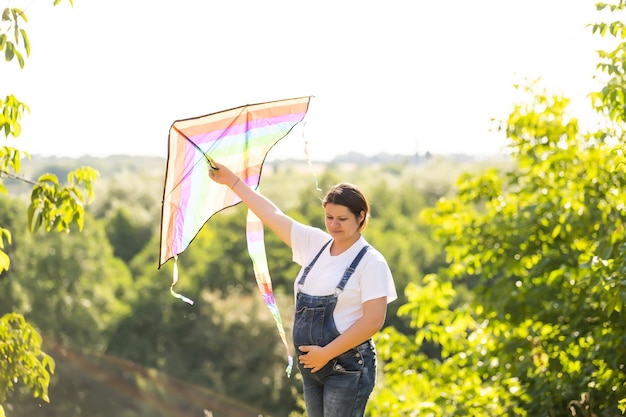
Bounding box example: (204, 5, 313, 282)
(321, 183, 369, 229)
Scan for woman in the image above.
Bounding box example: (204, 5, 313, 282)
(208, 162, 397, 417)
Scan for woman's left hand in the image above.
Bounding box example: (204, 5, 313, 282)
(298, 345, 330, 373)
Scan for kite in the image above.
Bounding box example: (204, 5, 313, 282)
(158, 96, 312, 376)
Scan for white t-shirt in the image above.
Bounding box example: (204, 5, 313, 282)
(291, 222, 397, 334)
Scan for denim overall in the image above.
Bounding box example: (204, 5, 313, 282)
(293, 240, 376, 417)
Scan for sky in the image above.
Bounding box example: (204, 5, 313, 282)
(3, 0, 608, 162)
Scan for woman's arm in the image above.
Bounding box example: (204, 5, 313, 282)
(298, 296, 388, 372)
(208, 161, 295, 246)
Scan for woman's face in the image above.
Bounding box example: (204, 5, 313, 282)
(324, 203, 364, 243)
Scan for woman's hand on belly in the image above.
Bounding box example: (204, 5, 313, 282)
(298, 345, 330, 373)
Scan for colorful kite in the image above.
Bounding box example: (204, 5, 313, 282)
(159, 96, 312, 375)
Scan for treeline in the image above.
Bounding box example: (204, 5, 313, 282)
(1, 153, 479, 416)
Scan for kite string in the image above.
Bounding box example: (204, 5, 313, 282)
(299, 97, 321, 192)
(304, 138, 321, 192)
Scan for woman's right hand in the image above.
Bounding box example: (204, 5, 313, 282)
(207, 158, 294, 246)
(207, 160, 239, 189)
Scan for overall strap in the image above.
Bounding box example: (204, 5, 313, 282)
(336, 245, 370, 293)
(297, 239, 332, 290)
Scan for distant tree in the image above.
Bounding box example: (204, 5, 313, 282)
(1, 212, 133, 346)
(104, 206, 153, 263)
(106, 215, 303, 415)
(0, 1, 99, 415)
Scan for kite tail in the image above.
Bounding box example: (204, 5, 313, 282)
(245, 209, 293, 377)
(170, 256, 195, 305)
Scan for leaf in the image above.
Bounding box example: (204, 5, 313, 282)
(0, 250, 10, 274)
(547, 268, 563, 285)
(19, 29, 30, 56)
(4, 43, 14, 61)
(0, 228, 11, 248)
(37, 173, 60, 184)
(12, 121, 21, 136)
(27, 203, 43, 233)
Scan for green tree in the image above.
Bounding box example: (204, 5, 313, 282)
(105, 211, 303, 415)
(88, 172, 162, 263)
(1, 212, 132, 346)
(0, 314, 54, 417)
(104, 206, 153, 263)
(0, 2, 98, 415)
(371, 3, 626, 417)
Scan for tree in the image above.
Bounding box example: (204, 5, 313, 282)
(0, 2, 98, 416)
(0, 314, 54, 417)
(371, 2, 626, 416)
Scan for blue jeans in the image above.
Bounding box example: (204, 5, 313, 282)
(297, 340, 377, 417)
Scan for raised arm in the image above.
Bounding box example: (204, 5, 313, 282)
(208, 161, 294, 246)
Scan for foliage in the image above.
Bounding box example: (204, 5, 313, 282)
(102, 207, 150, 262)
(27, 166, 98, 233)
(0, 313, 54, 406)
(1, 213, 133, 350)
(0, 6, 29, 69)
(0, 1, 97, 415)
(591, 1, 626, 125)
(0, 96, 28, 139)
(371, 3, 626, 416)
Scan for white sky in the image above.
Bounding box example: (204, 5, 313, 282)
(2, 0, 608, 161)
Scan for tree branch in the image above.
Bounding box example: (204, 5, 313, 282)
(0, 168, 38, 186)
